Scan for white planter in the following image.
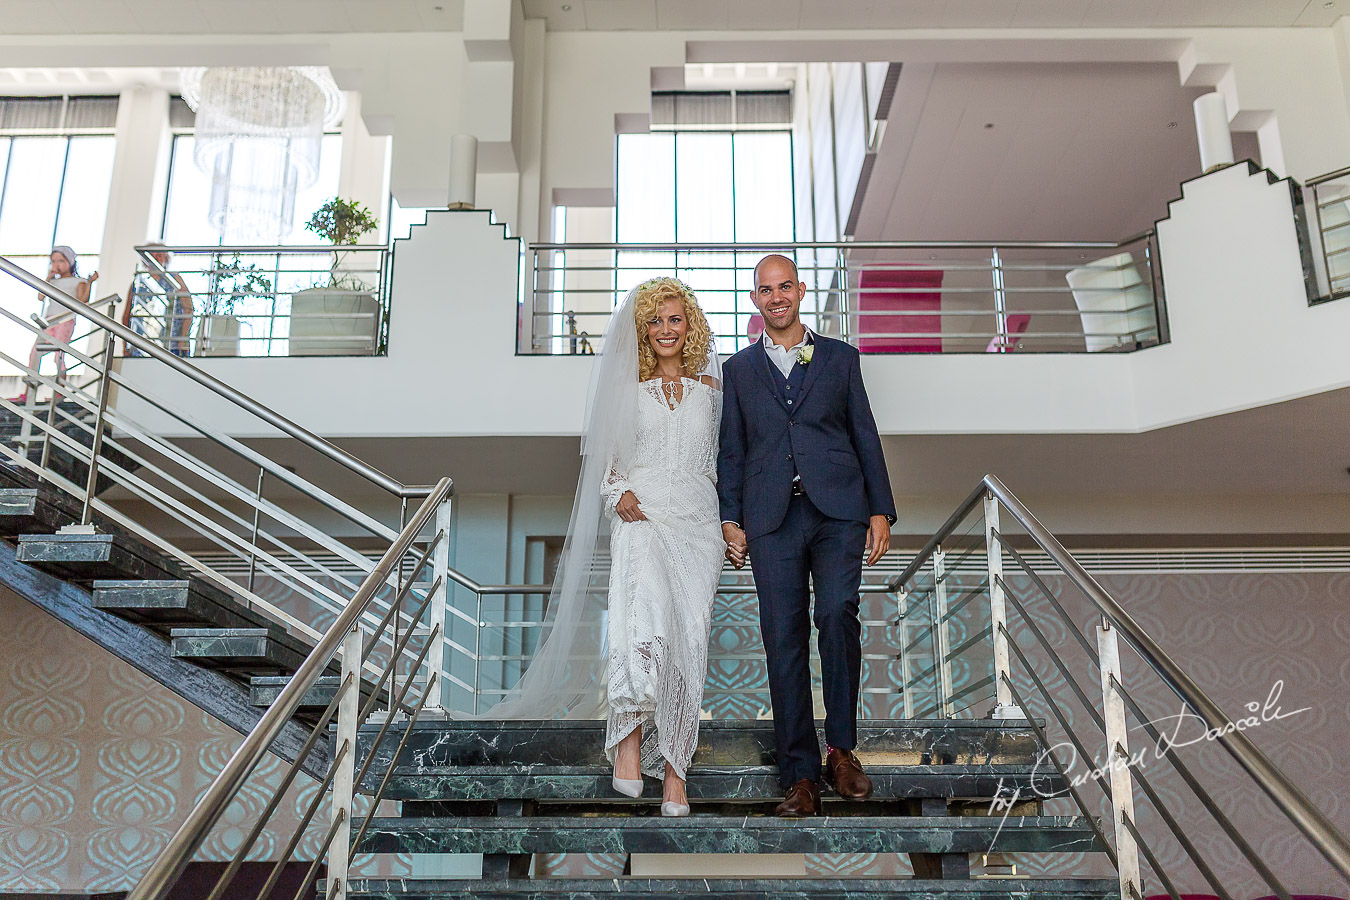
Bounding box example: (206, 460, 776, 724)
(199, 314, 242, 357)
(288, 288, 381, 356)
(1065, 252, 1159, 352)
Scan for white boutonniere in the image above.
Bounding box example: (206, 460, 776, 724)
(796, 344, 814, 366)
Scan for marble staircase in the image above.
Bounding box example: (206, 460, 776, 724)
(342, 719, 1119, 899)
(0, 465, 351, 748)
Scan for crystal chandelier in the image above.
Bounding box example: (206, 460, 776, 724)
(181, 67, 345, 243)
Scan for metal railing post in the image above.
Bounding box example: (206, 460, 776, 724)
(837, 252, 851, 345)
(429, 495, 453, 711)
(38, 394, 57, 470)
(895, 588, 913, 719)
(247, 467, 264, 592)
(77, 340, 117, 527)
(991, 246, 1009, 352)
(1097, 620, 1142, 900)
(327, 625, 364, 900)
(984, 492, 1018, 717)
(16, 388, 36, 457)
(930, 547, 954, 717)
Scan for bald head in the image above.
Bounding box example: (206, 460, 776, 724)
(753, 253, 799, 286)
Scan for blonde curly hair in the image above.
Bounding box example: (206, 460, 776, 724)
(633, 278, 712, 381)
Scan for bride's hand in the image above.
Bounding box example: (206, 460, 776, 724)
(615, 491, 647, 522)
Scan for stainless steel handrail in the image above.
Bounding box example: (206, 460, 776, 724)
(126, 476, 452, 900)
(1306, 165, 1350, 187)
(893, 473, 1350, 882)
(0, 254, 426, 499)
(529, 234, 1153, 251)
(136, 244, 390, 254)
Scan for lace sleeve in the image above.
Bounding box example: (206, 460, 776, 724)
(601, 456, 633, 514)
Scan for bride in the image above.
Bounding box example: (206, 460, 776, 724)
(475, 277, 723, 819)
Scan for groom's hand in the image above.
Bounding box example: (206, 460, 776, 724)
(722, 522, 748, 569)
(865, 515, 891, 567)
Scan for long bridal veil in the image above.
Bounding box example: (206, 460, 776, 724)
(469, 281, 720, 720)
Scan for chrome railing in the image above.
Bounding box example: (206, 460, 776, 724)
(128, 244, 390, 358)
(888, 476, 1350, 898)
(445, 475, 1350, 895)
(127, 477, 453, 900)
(1305, 166, 1350, 303)
(523, 235, 1165, 356)
(0, 253, 442, 691)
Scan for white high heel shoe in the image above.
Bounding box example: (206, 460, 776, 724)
(661, 800, 690, 817)
(612, 775, 643, 798)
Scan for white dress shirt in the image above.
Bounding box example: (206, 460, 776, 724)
(762, 327, 812, 379)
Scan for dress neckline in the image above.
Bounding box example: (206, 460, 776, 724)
(642, 376, 700, 411)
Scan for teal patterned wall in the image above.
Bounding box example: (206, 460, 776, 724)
(0, 586, 407, 893)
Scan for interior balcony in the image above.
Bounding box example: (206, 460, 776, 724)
(104, 161, 1350, 510)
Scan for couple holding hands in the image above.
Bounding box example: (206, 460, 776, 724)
(484, 254, 895, 820)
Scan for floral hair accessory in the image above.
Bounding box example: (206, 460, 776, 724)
(796, 344, 814, 366)
(636, 276, 696, 300)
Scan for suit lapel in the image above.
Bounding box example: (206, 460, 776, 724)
(792, 334, 827, 411)
(751, 340, 789, 411)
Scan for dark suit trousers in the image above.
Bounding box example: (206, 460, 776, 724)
(749, 493, 868, 788)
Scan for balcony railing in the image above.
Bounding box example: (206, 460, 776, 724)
(127, 244, 390, 358)
(522, 234, 1165, 356)
(1306, 165, 1350, 303)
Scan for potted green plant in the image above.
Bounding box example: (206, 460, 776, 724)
(200, 257, 273, 357)
(289, 198, 383, 356)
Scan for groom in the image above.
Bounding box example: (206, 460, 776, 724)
(718, 254, 896, 818)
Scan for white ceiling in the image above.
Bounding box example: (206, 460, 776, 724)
(0, 0, 464, 35)
(524, 0, 1350, 31)
(854, 62, 1208, 242)
(0, 66, 181, 93)
(0, 0, 1344, 35)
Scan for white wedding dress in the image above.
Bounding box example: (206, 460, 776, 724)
(601, 376, 724, 780)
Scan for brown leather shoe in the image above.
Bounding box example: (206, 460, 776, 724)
(825, 748, 873, 800)
(774, 778, 821, 818)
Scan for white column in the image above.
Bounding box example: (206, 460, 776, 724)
(337, 92, 392, 240)
(448, 134, 479, 209)
(99, 87, 172, 328)
(1193, 92, 1235, 174)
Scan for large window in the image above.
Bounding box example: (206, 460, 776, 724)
(160, 132, 342, 246)
(154, 107, 343, 356)
(0, 104, 118, 377)
(614, 93, 795, 352)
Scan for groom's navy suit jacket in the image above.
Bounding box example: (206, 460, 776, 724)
(718, 334, 896, 541)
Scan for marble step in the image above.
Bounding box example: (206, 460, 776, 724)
(344, 877, 1122, 900)
(353, 814, 1102, 856)
(365, 764, 1066, 803)
(93, 579, 267, 633)
(249, 674, 393, 715)
(0, 488, 49, 536)
(250, 674, 344, 709)
(355, 719, 1044, 772)
(170, 627, 309, 676)
(17, 531, 180, 584)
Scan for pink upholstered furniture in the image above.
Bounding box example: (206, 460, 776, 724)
(856, 266, 944, 353)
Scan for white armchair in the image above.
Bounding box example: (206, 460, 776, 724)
(1066, 252, 1158, 352)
